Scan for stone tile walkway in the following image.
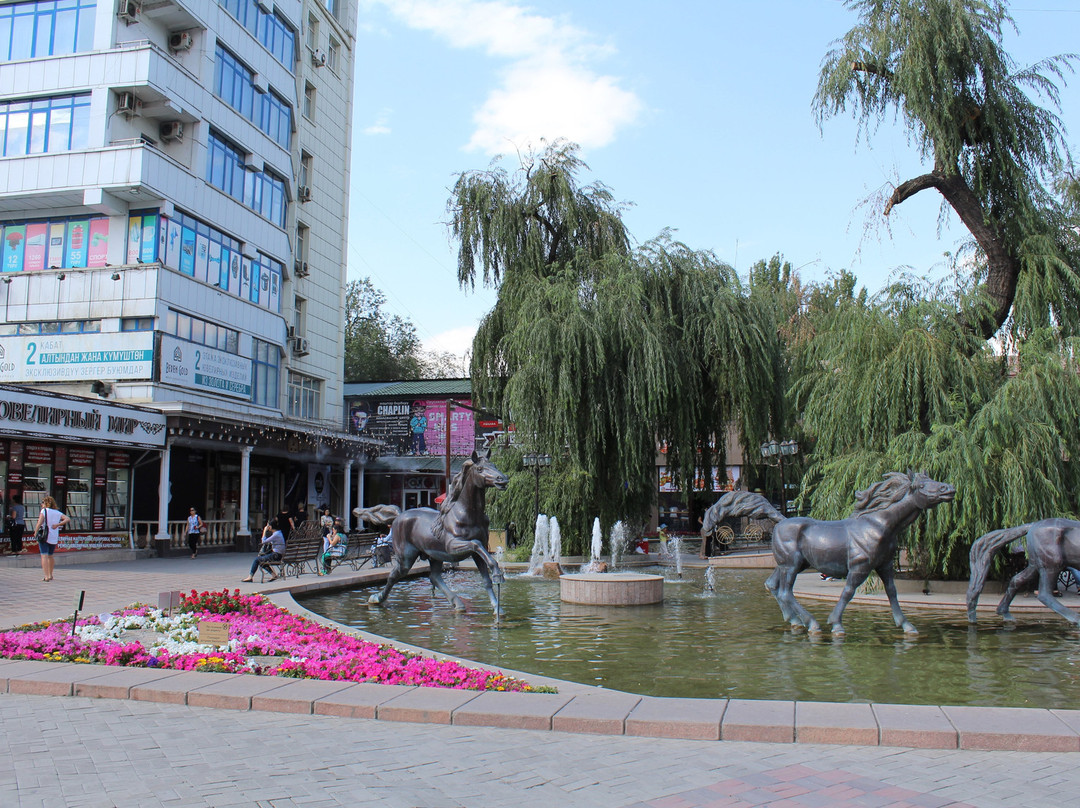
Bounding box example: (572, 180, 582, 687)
(0, 552, 1077, 807)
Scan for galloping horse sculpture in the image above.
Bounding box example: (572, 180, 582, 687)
(966, 519, 1080, 626)
(360, 449, 508, 613)
(703, 472, 955, 635)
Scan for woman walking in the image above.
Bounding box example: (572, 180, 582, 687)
(185, 506, 205, 558)
(35, 496, 70, 582)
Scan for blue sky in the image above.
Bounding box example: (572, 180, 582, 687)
(348, 1, 1080, 360)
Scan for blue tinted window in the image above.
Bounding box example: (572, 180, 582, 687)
(218, 0, 295, 71)
(0, 0, 95, 61)
(0, 93, 89, 156)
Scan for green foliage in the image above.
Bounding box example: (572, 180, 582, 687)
(794, 274, 1080, 577)
(815, 0, 1078, 336)
(343, 278, 426, 382)
(451, 143, 779, 551)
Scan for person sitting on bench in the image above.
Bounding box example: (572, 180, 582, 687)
(242, 518, 286, 582)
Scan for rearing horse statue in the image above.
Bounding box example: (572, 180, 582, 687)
(703, 472, 955, 635)
(362, 449, 508, 613)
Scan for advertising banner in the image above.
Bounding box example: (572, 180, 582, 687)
(47, 222, 66, 269)
(140, 215, 158, 263)
(350, 398, 475, 456)
(179, 226, 196, 276)
(0, 332, 154, 383)
(87, 218, 109, 267)
(23, 223, 47, 271)
(0, 383, 166, 449)
(165, 219, 181, 270)
(195, 234, 209, 283)
(3, 225, 26, 271)
(307, 463, 332, 510)
(66, 219, 89, 267)
(159, 334, 252, 399)
(127, 216, 142, 264)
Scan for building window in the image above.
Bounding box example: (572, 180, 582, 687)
(218, 0, 296, 70)
(243, 168, 287, 227)
(299, 151, 312, 188)
(0, 93, 90, 156)
(207, 131, 287, 227)
(303, 82, 315, 120)
(292, 295, 306, 336)
(322, 0, 338, 19)
(0, 0, 95, 62)
(0, 319, 99, 335)
(165, 309, 240, 353)
(287, 371, 321, 419)
(259, 90, 291, 149)
(215, 46, 292, 149)
(214, 45, 256, 120)
(306, 12, 318, 51)
(327, 37, 339, 71)
(252, 338, 280, 408)
(295, 223, 308, 273)
(120, 317, 154, 331)
(206, 130, 247, 199)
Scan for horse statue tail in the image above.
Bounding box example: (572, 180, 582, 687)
(353, 504, 401, 527)
(966, 523, 1031, 623)
(702, 490, 784, 539)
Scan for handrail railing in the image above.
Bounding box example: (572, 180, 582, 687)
(131, 520, 240, 551)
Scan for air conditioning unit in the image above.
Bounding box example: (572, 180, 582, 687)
(298, 185, 312, 202)
(286, 324, 296, 339)
(159, 120, 184, 142)
(169, 32, 193, 52)
(118, 0, 140, 24)
(292, 336, 310, 356)
(297, 261, 309, 276)
(117, 92, 142, 117)
(311, 48, 326, 67)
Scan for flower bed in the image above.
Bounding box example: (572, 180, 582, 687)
(0, 589, 550, 692)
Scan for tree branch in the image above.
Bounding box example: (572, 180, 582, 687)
(852, 60, 893, 80)
(884, 168, 1020, 337)
(883, 172, 942, 216)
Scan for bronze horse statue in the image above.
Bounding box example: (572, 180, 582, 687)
(966, 519, 1080, 626)
(362, 450, 508, 613)
(703, 472, 955, 635)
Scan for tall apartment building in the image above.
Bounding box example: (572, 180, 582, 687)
(0, 0, 370, 552)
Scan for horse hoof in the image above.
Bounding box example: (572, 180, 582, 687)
(367, 594, 382, 606)
(806, 624, 823, 636)
(902, 623, 919, 635)
(452, 598, 467, 612)
(830, 626, 845, 637)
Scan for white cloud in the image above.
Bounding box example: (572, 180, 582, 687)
(423, 324, 476, 357)
(363, 108, 393, 136)
(371, 0, 642, 153)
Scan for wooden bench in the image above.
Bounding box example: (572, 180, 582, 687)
(259, 521, 323, 581)
(323, 531, 378, 574)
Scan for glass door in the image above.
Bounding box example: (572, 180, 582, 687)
(65, 467, 92, 531)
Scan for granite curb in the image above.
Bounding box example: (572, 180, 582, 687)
(0, 658, 1076, 752)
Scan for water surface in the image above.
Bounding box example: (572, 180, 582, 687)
(297, 568, 1080, 707)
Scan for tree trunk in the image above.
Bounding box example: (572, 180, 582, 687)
(885, 168, 1019, 339)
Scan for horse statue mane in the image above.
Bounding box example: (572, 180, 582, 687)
(430, 453, 479, 542)
(851, 471, 923, 516)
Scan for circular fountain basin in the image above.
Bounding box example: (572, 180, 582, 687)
(560, 572, 664, 606)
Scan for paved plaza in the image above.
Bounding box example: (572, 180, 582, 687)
(0, 552, 1077, 807)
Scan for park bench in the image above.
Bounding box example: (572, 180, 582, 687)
(258, 521, 322, 581)
(323, 531, 378, 574)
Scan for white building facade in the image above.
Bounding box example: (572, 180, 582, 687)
(0, 0, 368, 553)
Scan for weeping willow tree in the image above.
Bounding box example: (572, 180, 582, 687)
(449, 141, 778, 550)
(792, 274, 1080, 578)
(814, 0, 1078, 338)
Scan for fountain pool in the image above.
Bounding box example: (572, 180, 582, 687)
(296, 567, 1080, 708)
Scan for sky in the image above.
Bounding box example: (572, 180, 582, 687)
(347, 0, 1080, 362)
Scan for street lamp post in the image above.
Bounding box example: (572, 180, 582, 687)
(522, 453, 552, 526)
(760, 439, 799, 517)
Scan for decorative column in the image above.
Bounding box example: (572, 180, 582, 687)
(237, 444, 253, 548)
(343, 459, 353, 529)
(154, 438, 173, 556)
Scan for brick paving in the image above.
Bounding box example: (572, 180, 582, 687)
(0, 552, 1078, 807)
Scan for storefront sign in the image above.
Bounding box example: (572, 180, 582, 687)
(0, 333, 154, 383)
(350, 398, 477, 457)
(159, 335, 252, 400)
(0, 385, 166, 449)
(56, 533, 127, 551)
